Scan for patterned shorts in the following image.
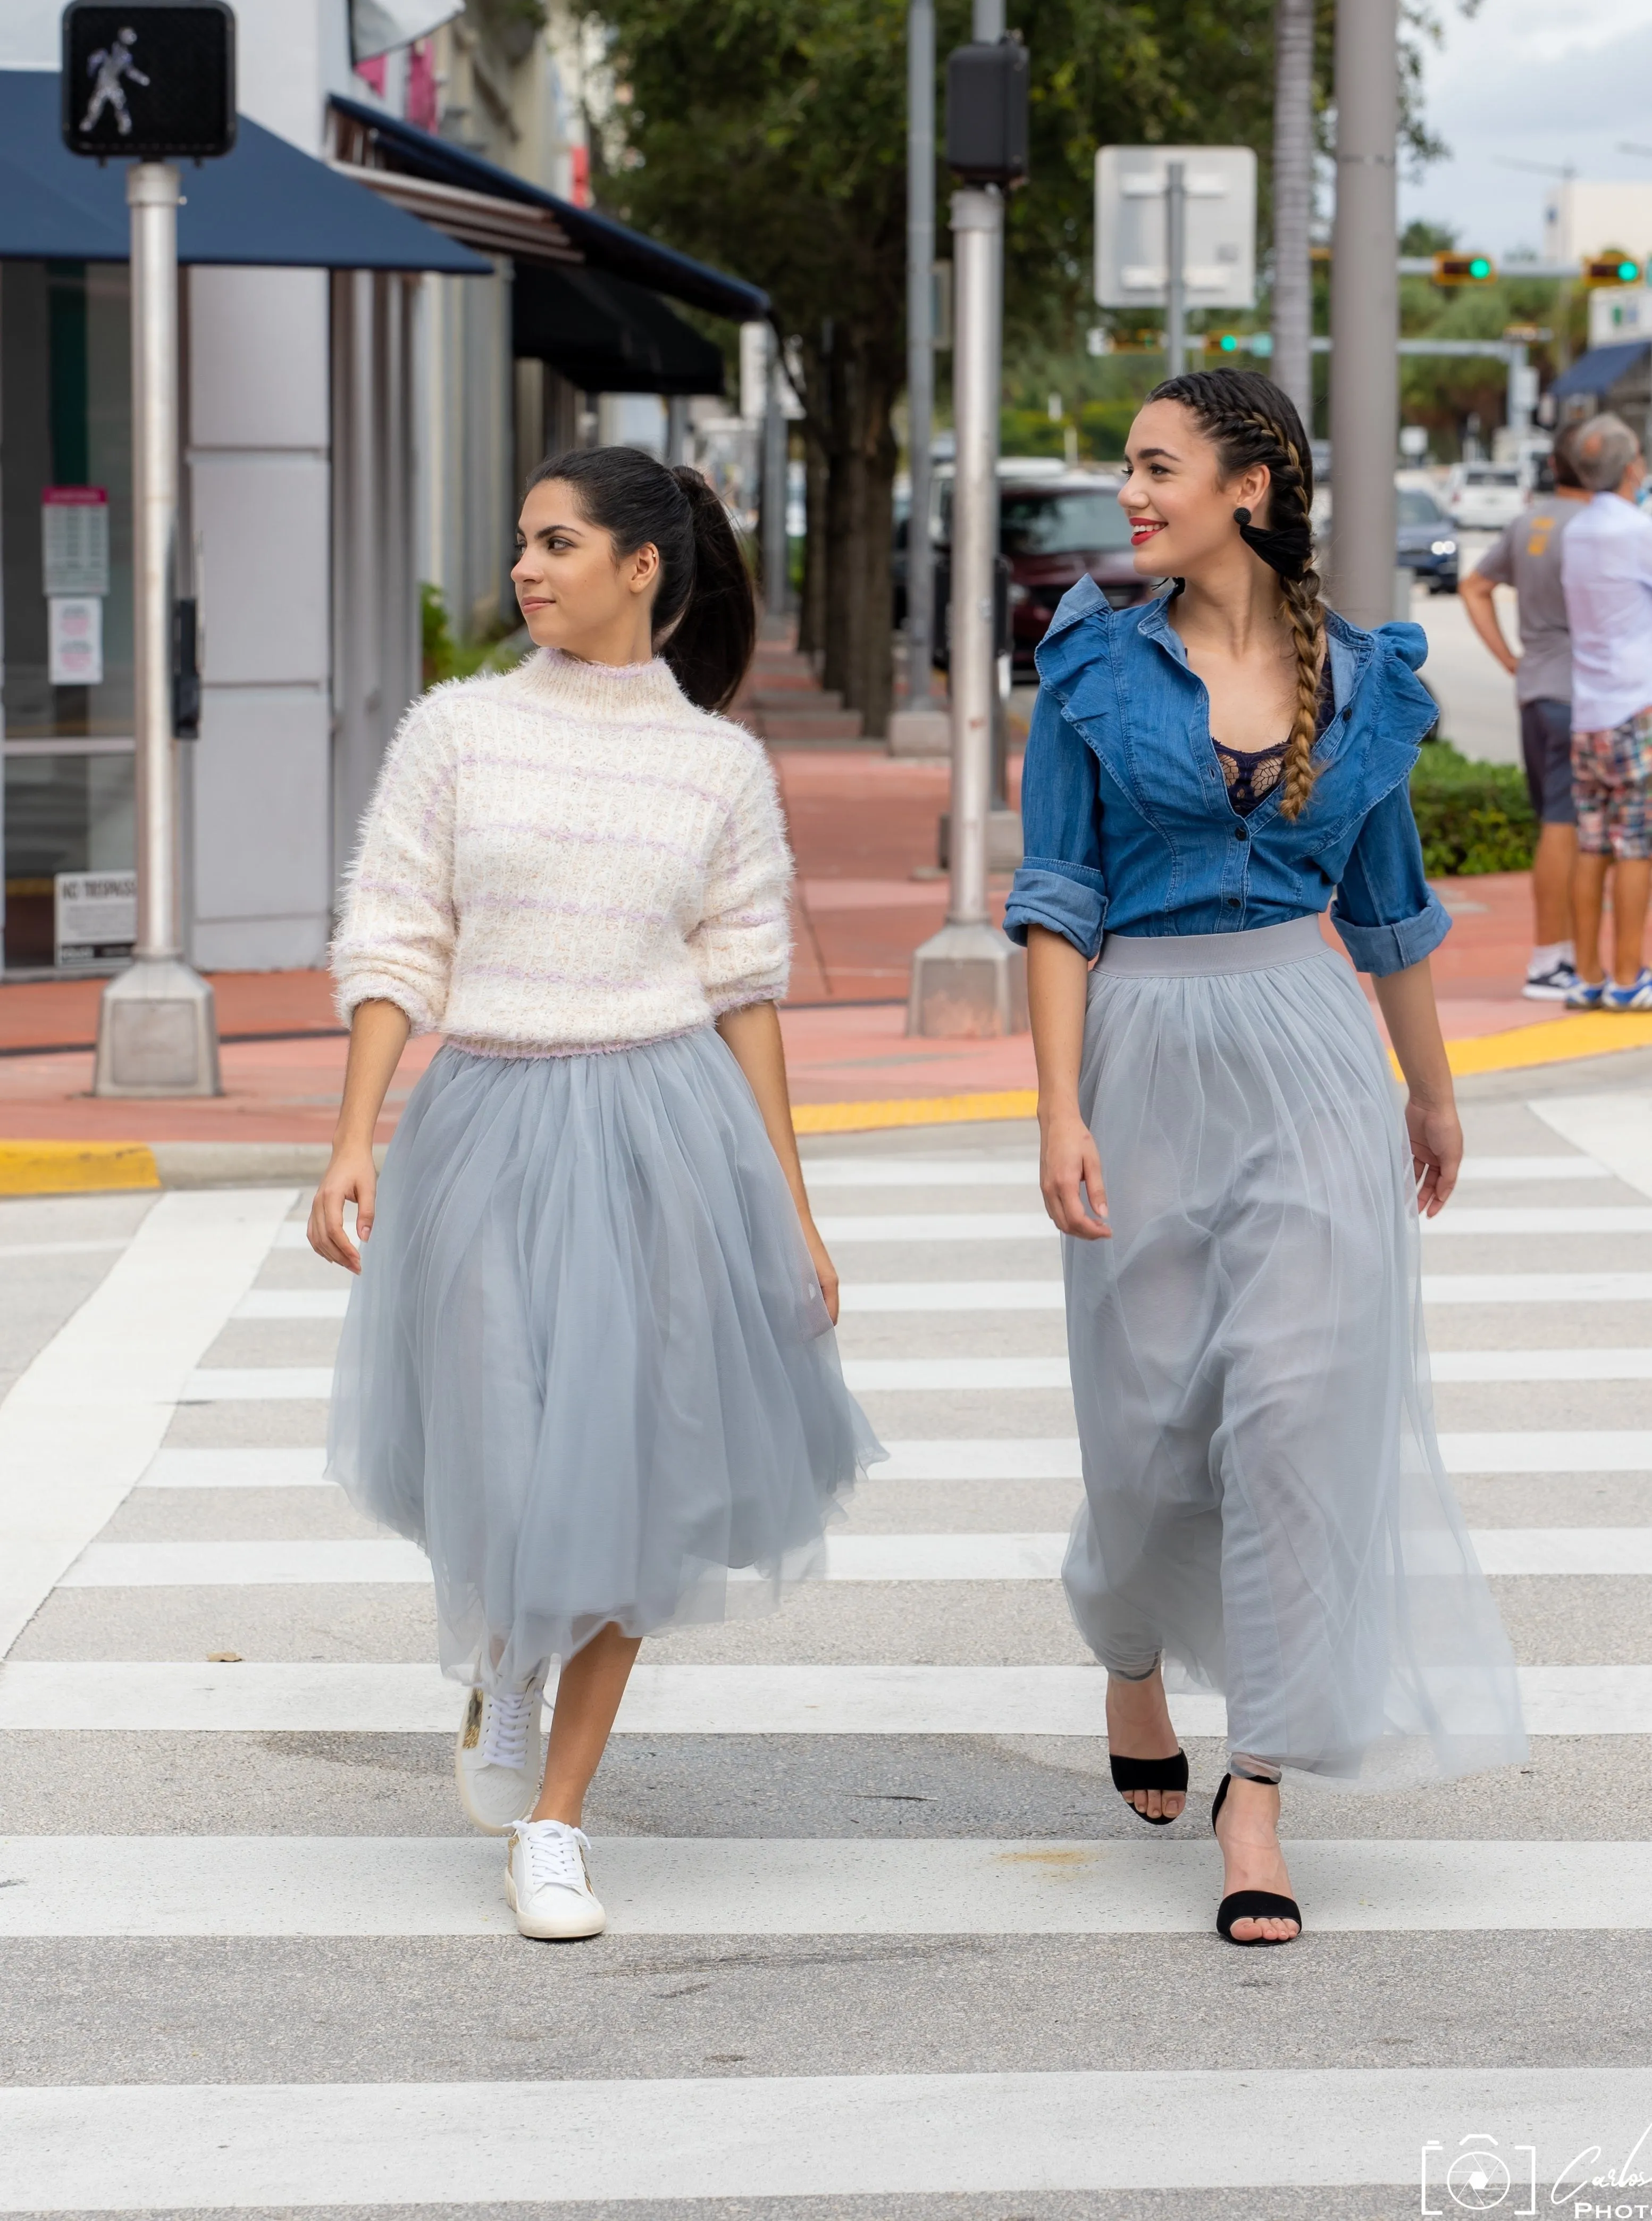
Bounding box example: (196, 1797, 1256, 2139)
(1572, 708, 1652, 859)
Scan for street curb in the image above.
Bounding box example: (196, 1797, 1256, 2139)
(5, 1014, 1651, 1193)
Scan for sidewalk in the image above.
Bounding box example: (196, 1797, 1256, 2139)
(3, 745, 1649, 1164)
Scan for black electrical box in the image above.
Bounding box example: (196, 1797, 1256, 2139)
(945, 38, 1028, 186)
(62, 3, 237, 161)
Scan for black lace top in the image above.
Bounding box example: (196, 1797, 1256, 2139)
(1212, 665, 1335, 815)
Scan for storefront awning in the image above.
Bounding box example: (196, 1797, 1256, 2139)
(329, 94, 767, 322)
(0, 71, 489, 273)
(1550, 341, 1652, 399)
(513, 263, 725, 397)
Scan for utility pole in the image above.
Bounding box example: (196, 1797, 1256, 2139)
(92, 162, 221, 1097)
(908, 30, 1028, 1037)
(1328, 0, 1398, 631)
(1272, 0, 1315, 425)
(905, 0, 936, 715)
(1164, 160, 1187, 379)
(972, 0, 1010, 806)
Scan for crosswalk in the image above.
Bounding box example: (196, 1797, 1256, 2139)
(2, 1084, 1651, 2210)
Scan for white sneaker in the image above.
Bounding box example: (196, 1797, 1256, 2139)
(505, 1819, 607, 1939)
(454, 1675, 546, 1834)
(1523, 959, 1581, 1002)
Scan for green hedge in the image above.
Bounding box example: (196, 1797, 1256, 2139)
(1409, 739, 1537, 878)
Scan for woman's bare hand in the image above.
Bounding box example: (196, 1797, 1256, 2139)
(1406, 1096, 1463, 1219)
(308, 1147, 378, 1273)
(1040, 1110, 1111, 1239)
(802, 1217, 841, 1325)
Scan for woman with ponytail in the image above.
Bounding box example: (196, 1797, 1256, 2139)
(309, 447, 879, 1939)
(1005, 370, 1525, 1944)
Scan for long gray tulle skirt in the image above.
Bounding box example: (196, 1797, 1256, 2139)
(327, 1027, 882, 1691)
(1064, 916, 1528, 1792)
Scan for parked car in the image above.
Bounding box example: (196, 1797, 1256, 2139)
(931, 470, 1153, 671)
(1395, 485, 1459, 594)
(1444, 463, 1525, 532)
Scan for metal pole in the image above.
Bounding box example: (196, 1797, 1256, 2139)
(972, 0, 1007, 802)
(93, 162, 220, 1097)
(761, 336, 788, 624)
(905, 183, 1026, 1037)
(1165, 160, 1186, 380)
(1328, 0, 1398, 631)
(905, 0, 935, 713)
(1272, 0, 1315, 425)
(1506, 340, 1530, 439)
(946, 187, 997, 930)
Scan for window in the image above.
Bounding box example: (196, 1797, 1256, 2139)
(1397, 489, 1447, 525)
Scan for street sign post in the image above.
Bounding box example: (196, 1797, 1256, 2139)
(63, 1, 233, 1097)
(1094, 145, 1257, 369)
(908, 22, 1028, 1040)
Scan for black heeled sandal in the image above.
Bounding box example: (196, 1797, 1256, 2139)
(1211, 1774, 1303, 1945)
(1109, 1748, 1189, 1825)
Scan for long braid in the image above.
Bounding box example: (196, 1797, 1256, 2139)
(1146, 369, 1327, 821)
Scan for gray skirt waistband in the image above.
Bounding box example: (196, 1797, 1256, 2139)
(1096, 914, 1327, 978)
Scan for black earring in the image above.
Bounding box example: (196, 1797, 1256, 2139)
(1234, 507, 1252, 526)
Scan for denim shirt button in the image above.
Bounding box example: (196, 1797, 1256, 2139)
(1233, 824, 1248, 842)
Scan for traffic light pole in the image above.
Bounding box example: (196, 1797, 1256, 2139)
(907, 184, 1026, 1038)
(93, 162, 221, 1097)
(904, 0, 936, 716)
(1164, 160, 1186, 379)
(1328, 0, 1398, 632)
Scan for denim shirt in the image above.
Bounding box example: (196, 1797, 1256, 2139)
(1002, 578, 1450, 976)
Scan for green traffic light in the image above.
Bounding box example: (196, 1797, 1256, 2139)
(1219, 333, 1238, 352)
(1620, 260, 1640, 282)
(1468, 256, 1491, 280)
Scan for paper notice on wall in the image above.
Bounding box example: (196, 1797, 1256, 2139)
(42, 487, 110, 596)
(55, 871, 137, 967)
(48, 596, 104, 686)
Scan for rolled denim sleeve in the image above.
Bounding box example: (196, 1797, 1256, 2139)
(1003, 685, 1107, 958)
(1329, 780, 1452, 976)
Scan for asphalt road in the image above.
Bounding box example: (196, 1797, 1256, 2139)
(3, 1054, 1652, 2216)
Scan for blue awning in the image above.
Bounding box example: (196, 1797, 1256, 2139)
(0, 71, 489, 273)
(1550, 340, 1651, 399)
(329, 93, 767, 322)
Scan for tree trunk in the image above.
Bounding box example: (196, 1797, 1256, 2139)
(844, 345, 899, 740)
(798, 414, 829, 662)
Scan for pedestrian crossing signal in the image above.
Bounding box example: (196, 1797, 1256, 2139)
(1583, 254, 1642, 286)
(1432, 252, 1496, 286)
(61, 3, 236, 162)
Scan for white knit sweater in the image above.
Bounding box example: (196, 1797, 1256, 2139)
(330, 649, 792, 1054)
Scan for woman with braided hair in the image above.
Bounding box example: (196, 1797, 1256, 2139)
(1005, 369, 1526, 1945)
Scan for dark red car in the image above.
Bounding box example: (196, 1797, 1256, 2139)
(996, 471, 1155, 670)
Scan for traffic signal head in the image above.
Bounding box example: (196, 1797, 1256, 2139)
(1217, 333, 1240, 352)
(62, 2, 237, 161)
(1583, 254, 1642, 286)
(1433, 252, 1496, 286)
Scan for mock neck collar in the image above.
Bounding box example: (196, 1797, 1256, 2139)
(504, 646, 690, 722)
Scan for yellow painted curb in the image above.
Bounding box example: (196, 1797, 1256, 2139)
(793, 1090, 1038, 1134)
(1443, 1009, 1652, 1076)
(0, 1141, 161, 1196)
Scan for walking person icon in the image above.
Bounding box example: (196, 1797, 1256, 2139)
(81, 27, 149, 137)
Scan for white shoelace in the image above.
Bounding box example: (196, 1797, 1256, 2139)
(513, 1820, 592, 1896)
(477, 1684, 536, 1771)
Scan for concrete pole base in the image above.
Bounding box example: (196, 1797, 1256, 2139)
(93, 957, 223, 1098)
(907, 918, 1028, 1039)
(886, 707, 951, 757)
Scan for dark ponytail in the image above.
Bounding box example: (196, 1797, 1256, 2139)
(525, 447, 756, 713)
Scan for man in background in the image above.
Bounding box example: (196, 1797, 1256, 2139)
(1559, 412, 1652, 1012)
(1461, 427, 1589, 998)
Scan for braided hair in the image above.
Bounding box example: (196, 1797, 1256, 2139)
(1145, 368, 1325, 821)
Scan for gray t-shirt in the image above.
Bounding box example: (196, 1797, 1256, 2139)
(1474, 496, 1586, 705)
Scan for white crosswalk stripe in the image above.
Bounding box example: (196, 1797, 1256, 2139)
(5, 1659, 1649, 1734)
(9, 1116, 1652, 2211)
(4, 1833, 1650, 1936)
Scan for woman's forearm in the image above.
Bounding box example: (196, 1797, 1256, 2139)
(1026, 926, 1092, 1118)
(716, 1000, 813, 1222)
(1370, 958, 1452, 1101)
(333, 999, 413, 1153)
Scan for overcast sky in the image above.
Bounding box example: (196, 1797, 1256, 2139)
(1397, 0, 1652, 254)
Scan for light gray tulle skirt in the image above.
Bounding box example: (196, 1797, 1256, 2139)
(327, 1027, 882, 1691)
(1064, 915, 1528, 1792)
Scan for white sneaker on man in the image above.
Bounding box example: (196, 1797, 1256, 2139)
(505, 1818, 606, 1939)
(1523, 957, 1581, 1001)
(455, 1675, 546, 1833)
